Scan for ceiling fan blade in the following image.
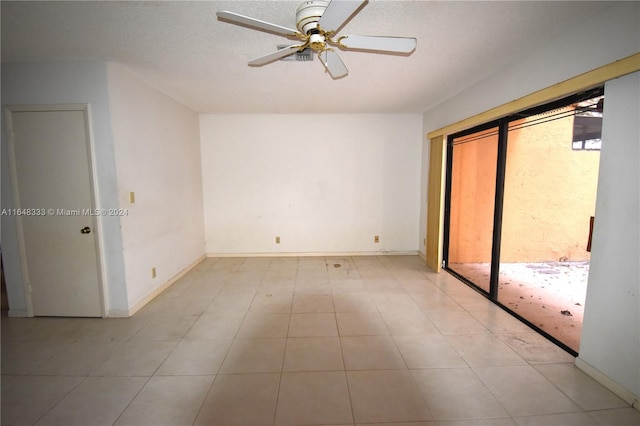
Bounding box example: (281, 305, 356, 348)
(339, 35, 417, 53)
(318, 0, 366, 33)
(217, 11, 299, 37)
(249, 45, 304, 66)
(319, 50, 348, 79)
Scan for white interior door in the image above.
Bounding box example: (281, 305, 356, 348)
(8, 107, 102, 317)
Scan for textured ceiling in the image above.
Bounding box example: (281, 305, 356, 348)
(1, 1, 612, 113)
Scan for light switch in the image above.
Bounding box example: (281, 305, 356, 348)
(129, 192, 136, 204)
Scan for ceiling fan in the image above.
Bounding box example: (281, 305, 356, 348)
(216, 0, 417, 79)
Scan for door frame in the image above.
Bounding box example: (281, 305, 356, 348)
(4, 104, 108, 317)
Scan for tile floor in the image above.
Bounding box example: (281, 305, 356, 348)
(2, 255, 639, 426)
(448, 261, 589, 352)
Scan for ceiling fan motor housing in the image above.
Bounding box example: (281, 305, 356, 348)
(296, 0, 330, 34)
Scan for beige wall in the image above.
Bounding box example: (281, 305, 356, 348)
(449, 109, 600, 263)
(501, 111, 599, 262)
(448, 130, 499, 263)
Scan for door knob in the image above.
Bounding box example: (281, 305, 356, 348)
(80, 226, 92, 234)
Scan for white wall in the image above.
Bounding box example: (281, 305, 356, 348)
(422, 2, 640, 134)
(1, 61, 205, 316)
(200, 114, 423, 255)
(1, 62, 129, 314)
(578, 71, 639, 401)
(107, 63, 205, 310)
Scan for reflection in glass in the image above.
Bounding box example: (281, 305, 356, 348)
(447, 127, 499, 293)
(497, 100, 601, 352)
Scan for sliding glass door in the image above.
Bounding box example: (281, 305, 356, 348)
(443, 88, 604, 354)
(445, 126, 499, 294)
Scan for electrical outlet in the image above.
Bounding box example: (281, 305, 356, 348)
(275, 236, 280, 244)
(151, 267, 156, 278)
(374, 235, 379, 243)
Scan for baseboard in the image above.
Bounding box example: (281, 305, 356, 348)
(7, 309, 28, 317)
(206, 251, 420, 258)
(107, 309, 131, 318)
(109, 254, 206, 318)
(575, 357, 640, 411)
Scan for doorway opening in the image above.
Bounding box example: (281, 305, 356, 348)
(444, 87, 604, 354)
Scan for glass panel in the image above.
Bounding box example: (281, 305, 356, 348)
(447, 127, 499, 293)
(498, 97, 602, 352)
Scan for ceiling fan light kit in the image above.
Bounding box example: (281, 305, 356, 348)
(216, 0, 417, 79)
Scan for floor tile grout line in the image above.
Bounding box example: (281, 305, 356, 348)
(190, 364, 223, 426)
(28, 374, 90, 426)
(465, 362, 515, 421)
(335, 297, 357, 426)
(264, 259, 286, 422)
(381, 258, 437, 421)
(272, 327, 290, 425)
(529, 362, 599, 413)
(109, 375, 154, 426)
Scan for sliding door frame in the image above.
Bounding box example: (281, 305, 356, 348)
(425, 53, 640, 274)
(442, 119, 502, 293)
(442, 87, 605, 356)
